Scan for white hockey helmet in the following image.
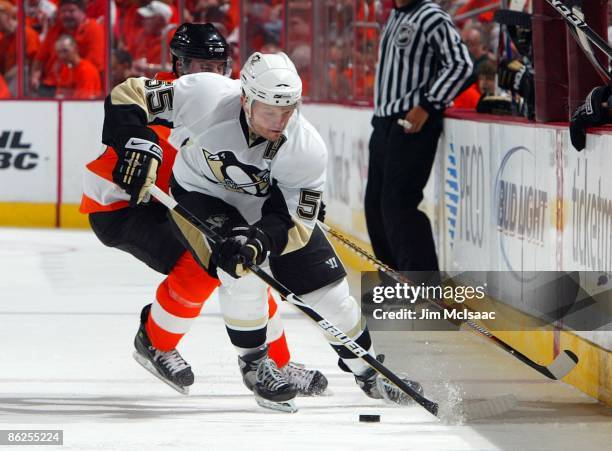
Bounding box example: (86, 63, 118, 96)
(240, 52, 302, 112)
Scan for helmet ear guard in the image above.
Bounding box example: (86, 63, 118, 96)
(240, 52, 302, 113)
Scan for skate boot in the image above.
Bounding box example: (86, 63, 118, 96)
(239, 348, 298, 412)
(281, 362, 328, 396)
(133, 304, 194, 395)
(351, 355, 424, 405)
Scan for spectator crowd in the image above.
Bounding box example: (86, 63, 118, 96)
(0, 0, 239, 99)
(3, 0, 599, 116)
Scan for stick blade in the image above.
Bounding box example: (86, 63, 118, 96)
(546, 349, 579, 380)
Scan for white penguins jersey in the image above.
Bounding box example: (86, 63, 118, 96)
(107, 72, 327, 254)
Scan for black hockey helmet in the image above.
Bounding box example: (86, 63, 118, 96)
(170, 23, 230, 61)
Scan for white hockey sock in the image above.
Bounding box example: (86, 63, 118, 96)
(340, 347, 377, 376)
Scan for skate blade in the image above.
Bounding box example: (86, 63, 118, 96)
(460, 394, 518, 421)
(254, 395, 298, 413)
(132, 351, 190, 396)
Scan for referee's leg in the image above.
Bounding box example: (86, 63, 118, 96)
(365, 116, 395, 268)
(380, 115, 443, 272)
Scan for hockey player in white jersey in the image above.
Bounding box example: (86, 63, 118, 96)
(85, 24, 327, 398)
(103, 51, 423, 412)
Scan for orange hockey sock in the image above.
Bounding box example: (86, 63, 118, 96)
(146, 252, 219, 351)
(265, 291, 290, 368)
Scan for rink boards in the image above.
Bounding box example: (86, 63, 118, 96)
(0, 100, 103, 228)
(0, 100, 610, 405)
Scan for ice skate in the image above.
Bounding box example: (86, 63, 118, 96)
(239, 348, 298, 412)
(133, 304, 194, 395)
(281, 361, 328, 396)
(353, 355, 423, 405)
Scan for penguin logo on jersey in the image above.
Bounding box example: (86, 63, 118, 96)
(205, 213, 229, 231)
(394, 23, 417, 48)
(202, 149, 270, 196)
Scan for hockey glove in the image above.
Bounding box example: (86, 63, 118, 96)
(498, 59, 527, 93)
(476, 94, 513, 115)
(498, 59, 534, 94)
(570, 85, 612, 151)
(215, 226, 270, 278)
(112, 137, 163, 206)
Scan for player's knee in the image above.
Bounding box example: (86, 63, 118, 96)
(302, 278, 362, 337)
(218, 272, 268, 321)
(167, 252, 219, 301)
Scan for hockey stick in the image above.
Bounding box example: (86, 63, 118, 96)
(147, 185, 440, 417)
(317, 221, 579, 381)
(545, 0, 611, 81)
(564, 6, 611, 82)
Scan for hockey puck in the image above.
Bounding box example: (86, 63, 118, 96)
(359, 414, 381, 423)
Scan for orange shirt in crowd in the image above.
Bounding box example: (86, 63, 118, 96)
(452, 83, 481, 109)
(35, 17, 104, 87)
(169, 3, 179, 25)
(25, 0, 58, 34)
(455, 0, 497, 25)
(86, 0, 109, 19)
(127, 29, 173, 65)
(0, 25, 40, 74)
(119, 4, 140, 54)
(55, 58, 101, 99)
(119, 2, 178, 57)
(356, 1, 377, 41)
(0, 73, 10, 98)
(229, 0, 239, 34)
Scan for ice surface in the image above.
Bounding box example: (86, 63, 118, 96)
(0, 228, 610, 450)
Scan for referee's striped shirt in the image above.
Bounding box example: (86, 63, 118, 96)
(374, 0, 473, 117)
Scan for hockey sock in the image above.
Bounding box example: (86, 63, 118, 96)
(268, 332, 290, 368)
(335, 327, 376, 376)
(265, 290, 290, 368)
(146, 252, 219, 351)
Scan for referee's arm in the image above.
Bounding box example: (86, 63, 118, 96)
(422, 19, 473, 112)
(405, 18, 473, 133)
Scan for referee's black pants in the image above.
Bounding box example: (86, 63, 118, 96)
(364, 113, 443, 272)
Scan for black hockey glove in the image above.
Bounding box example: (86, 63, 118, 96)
(498, 59, 534, 96)
(498, 59, 528, 92)
(112, 136, 163, 206)
(497, 59, 535, 119)
(476, 94, 513, 115)
(215, 226, 271, 278)
(570, 85, 612, 151)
